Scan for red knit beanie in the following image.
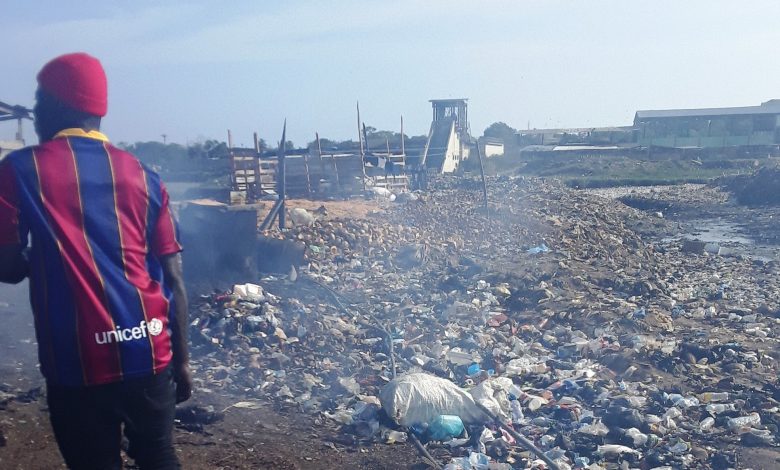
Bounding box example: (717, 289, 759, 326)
(37, 52, 107, 117)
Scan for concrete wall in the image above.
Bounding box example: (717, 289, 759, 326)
(441, 124, 460, 173)
(483, 142, 504, 158)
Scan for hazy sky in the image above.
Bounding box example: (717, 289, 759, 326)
(2, 0, 778, 147)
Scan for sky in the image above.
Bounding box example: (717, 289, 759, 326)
(2, 0, 779, 147)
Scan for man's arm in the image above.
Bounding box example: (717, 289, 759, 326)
(160, 253, 192, 403)
(0, 245, 28, 284)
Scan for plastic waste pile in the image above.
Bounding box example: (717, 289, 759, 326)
(189, 177, 780, 469)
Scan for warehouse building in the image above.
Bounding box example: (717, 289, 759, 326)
(635, 99, 780, 148)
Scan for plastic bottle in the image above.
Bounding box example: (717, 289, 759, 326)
(525, 395, 548, 411)
(699, 392, 729, 403)
(510, 400, 524, 424)
(625, 427, 649, 446)
(544, 448, 567, 461)
(666, 393, 684, 404)
(663, 407, 682, 419)
(539, 434, 556, 449)
(699, 416, 715, 431)
(676, 397, 699, 408)
(705, 403, 736, 414)
(508, 384, 524, 400)
(727, 413, 761, 431)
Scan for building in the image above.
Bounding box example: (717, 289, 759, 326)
(421, 99, 471, 173)
(479, 137, 504, 158)
(635, 99, 780, 148)
(516, 127, 635, 147)
(0, 100, 30, 159)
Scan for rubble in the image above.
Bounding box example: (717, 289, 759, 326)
(188, 176, 780, 469)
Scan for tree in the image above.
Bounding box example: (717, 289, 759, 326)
(187, 140, 229, 160)
(483, 122, 517, 144)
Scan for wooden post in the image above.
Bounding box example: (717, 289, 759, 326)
(386, 137, 393, 189)
(400, 115, 405, 156)
(476, 142, 488, 212)
(303, 151, 312, 196)
(278, 120, 287, 229)
(317, 132, 339, 190)
(357, 102, 367, 191)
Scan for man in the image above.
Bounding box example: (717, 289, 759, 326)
(0, 52, 191, 469)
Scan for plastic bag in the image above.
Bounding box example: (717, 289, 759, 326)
(380, 373, 485, 426)
(428, 415, 465, 441)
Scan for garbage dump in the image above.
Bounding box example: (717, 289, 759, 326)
(188, 176, 780, 469)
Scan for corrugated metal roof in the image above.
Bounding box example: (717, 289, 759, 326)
(635, 100, 780, 120)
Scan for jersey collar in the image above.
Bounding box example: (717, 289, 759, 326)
(53, 128, 110, 142)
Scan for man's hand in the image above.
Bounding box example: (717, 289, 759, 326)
(160, 253, 191, 404)
(174, 362, 192, 403)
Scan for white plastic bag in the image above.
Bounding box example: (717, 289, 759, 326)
(289, 207, 316, 226)
(380, 373, 485, 426)
(233, 283, 265, 302)
(469, 377, 513, 420)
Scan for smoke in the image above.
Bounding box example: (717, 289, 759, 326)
(0, 280, 42, 387)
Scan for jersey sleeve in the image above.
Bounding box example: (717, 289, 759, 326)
(151, 184, 183, 257)
(0, 162, 26, 247)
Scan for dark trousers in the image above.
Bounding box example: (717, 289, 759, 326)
(46, 367, 180, 470)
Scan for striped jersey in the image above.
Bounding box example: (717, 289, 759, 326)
(0, 129, 182, 387)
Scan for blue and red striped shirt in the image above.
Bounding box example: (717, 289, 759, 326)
(0, 129, 182, 387)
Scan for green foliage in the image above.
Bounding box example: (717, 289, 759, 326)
(306, 130, 427, 153)
(123, 141, 187, 166)
(483, 122, 518, 150)
(188, 140, 229, 160)
(119, 140, 230, 181)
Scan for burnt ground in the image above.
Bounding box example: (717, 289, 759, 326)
(2, 180, 780, 469)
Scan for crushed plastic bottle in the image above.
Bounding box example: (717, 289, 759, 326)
(508, 384, 524, 400)
(525, 395, 548, 411)
(384, 429, 408, 444)
(705, 403, 736, 415)
(699, 416, 715, 431)
(596, 444, 641, 457)
(544, 447, 567, 461)
(663, 407, 682, 419)
(699, 392, 729, 403)
(677, 397, 700, 408)
(727, 413, 761, 431)
(625, 427, 649, 446)
(578, 421, 609, 437)
(510, 400, 524, 424)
